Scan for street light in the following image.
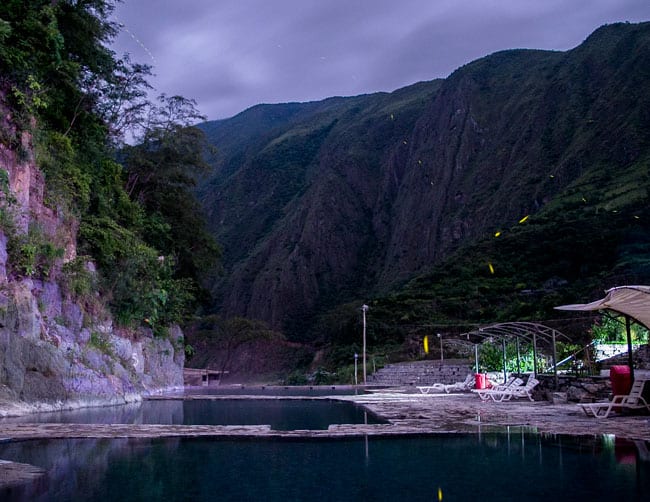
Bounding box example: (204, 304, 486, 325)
(362, 304, 369, 384)
(437, 333, 443, 362)
(354, 353, 359, 386)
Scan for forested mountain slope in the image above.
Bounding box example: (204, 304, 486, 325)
(198, 22, 650, 344)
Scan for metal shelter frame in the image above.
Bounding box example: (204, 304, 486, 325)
(451, 322, 571, 388)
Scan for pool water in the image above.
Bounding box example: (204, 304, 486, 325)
(1, 433, 648, 501)
(0, 399, 385, 430)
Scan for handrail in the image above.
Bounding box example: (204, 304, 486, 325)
(548, 340, 597, 371)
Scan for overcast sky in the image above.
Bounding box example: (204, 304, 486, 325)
(110, 0, 650, 122)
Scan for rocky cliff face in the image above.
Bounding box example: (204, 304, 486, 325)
(199, 22, 650, 338)
(0, 103, 183, 416)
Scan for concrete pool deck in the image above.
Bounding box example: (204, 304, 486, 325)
(1, 390, 649, 441)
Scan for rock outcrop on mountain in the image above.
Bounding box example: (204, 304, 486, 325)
(199, 22, 650, 340)
(0, 99, 183, 416)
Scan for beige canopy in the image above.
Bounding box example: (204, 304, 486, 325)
(555, 285, 650, 380)
(555, 285, 650, 329)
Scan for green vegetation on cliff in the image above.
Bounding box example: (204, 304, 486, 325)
(0, 1, 219, 334)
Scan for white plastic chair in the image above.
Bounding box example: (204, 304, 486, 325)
(579, 379, 650, 418)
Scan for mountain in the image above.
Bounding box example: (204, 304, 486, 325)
(197, 22, 650, 345)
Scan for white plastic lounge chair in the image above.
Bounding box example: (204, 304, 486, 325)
(417, 374, 474, 394)
(579, 379, 650, 418)
(492, 377, 539, 402)
(490, 376, 520, 391)
(416, 383, 445, 394)
(442, 374, 475, 393)
(473, 377, 538, 402)
(472, 377, 523, 402)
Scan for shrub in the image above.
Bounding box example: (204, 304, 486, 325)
(6, 224, 64, 279)
(89, 331, 113, 357)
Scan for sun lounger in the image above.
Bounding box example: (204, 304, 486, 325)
(490, 376, 520, 391)
(579, 379, 650, 418)
(472, 377, 523, 401)
(494, 377, 539, 402)
(417, 374, 474, 394)
(473, 377, 538, 402)
(442, 374, 475, 393)
(416, 383, 445, 394)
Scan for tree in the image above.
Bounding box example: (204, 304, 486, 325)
(1, 1, 220, 332)
(591, 316, 649, 344)
(122, 94, 220, 286)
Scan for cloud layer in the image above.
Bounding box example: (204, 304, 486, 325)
(111, 0, 650, 120)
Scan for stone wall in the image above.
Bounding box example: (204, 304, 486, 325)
(368, 360, 473, 386)
(535, 374, 611, 403)
(601, 344, 650, 369)
(0, 275, 184, 416)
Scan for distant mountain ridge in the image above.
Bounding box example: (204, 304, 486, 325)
(197, 21, 650, 341)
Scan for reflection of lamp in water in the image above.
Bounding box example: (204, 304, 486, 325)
(364, 411, 369, 461)
(354, 353, 358, 386)
(436, 333, 443, 361)
(361, 304, 369, 384)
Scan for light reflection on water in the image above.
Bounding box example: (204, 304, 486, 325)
(1, 433, 649, 501)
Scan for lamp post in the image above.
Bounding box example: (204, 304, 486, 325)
(437, 333, 443, 362)
(625, 316, 635, 383)
(362, 304, 369, 384)
(354, 353, 358, 386)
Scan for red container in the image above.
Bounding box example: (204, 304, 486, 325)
(475, 373, 487, 390)
(610, 365, 632, 396)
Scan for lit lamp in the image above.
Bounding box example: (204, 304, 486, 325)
(437, 333, 443, 362)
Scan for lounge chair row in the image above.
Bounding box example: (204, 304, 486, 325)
(472, 377, 539, 402)
(417, 374, 474, 394)
(472, 377, 522, 401)
(416, 374, 540, 402)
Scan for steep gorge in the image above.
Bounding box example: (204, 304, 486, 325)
(199, 22, 650, 340)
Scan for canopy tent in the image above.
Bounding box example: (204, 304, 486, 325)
(555, 286, 650, 329)
(555, 285, 650, 382)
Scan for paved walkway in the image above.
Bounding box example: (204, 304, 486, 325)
(1, 391, 649, 441)
(339, 391, 650, 441)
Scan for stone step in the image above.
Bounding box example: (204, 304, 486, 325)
(369, 360, 472, 386)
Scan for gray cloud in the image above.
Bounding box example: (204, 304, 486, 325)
(111, 0, 650, 121)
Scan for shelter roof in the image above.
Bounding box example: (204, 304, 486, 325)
(460, 321, 569, 346)
(555, 285, 650, 329)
